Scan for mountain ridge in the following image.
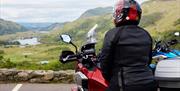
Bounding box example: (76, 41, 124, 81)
(51, 0, 180, 44)
(79, 7, 113, 19)
(0, 19, 28, 35)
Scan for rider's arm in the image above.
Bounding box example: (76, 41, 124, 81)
(146, 31, 153, 65)
(99, 29, 116, 81)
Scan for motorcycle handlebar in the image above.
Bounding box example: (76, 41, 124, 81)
(62, 54, 78, 62)
(154, 39, 179, 51)
(168, 39, 178, 45)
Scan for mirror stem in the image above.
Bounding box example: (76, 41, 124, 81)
(70, 42, 78, 54)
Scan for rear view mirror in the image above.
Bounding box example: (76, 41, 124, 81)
(60, 34, 71, 43)
(60, 34, 78, 53)
(174, 32, 180, 37)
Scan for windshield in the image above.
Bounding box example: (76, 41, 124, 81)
(86, 24, 98, 44)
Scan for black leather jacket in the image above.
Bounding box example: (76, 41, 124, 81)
(99, 25, 155, 89)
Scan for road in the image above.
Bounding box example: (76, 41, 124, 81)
(0, 84, 75, 91)
(0, 84, 161, 91)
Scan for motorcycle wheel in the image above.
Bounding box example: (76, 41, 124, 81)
(78, 87, 87, 91)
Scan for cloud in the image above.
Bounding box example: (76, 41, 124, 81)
(0, 0, 147, 23)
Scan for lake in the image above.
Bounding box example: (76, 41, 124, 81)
(16, 37, 41, 45)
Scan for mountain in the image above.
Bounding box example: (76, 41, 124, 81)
(1, 0, 179, 48)
(19, 22, 53, 31)
(51, 0, 180, 48)
(140, 0, 180, 36)
(0, 19, 27, 35)
(53, 0, 180, 35)
(79, 7, 113, 18)
(19, 22, 66, 31)
(51, 14, 113, 44)
(41, 22, 67, 31)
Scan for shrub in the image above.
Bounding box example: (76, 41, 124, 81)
(0, 50, 5, 55)
(174, 18, 180, 26)
(0, 58, 16, 68)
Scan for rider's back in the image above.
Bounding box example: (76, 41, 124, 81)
(101, 25, 157, 91)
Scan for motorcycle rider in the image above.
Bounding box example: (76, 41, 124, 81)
(99, 0, 157, 91)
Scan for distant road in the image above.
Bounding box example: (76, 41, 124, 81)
(0, 84, 75, 91)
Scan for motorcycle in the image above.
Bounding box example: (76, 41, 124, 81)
(150, 32, 180, 69)
(150, 32, 180, 68)
(152, 38, 180, 59)
(59, 24, 109, 91)
(59, 23, 180, 91)
(151, 32, 180, 91)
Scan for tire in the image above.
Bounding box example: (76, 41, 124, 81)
(77, 87, 86, 91)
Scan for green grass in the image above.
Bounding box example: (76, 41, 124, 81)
(0, 43, 76, 70)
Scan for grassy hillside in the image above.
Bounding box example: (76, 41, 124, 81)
(0, 19, 28, 35)
(0, 44, 74, 70)
(52, 0, 180, 48)
(52, 14, 113, 42)
(0, 0, 179, 70)
(79, 7, 113, 18)
(141, 0, 180, 36)
(42, 22, 67, 31)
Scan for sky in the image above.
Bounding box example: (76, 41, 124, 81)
(0, 0, 148, 23)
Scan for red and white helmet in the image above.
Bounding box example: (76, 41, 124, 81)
(113, 0, 142, 26)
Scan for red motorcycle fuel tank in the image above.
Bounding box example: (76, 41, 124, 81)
(88, 68, 109, 91)
(78, 63, 109, 91)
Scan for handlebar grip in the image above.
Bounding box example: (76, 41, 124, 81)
(62, 55, 77, 62)
(168, 39, 178, 45)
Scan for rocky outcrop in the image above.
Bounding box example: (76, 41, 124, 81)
(0, 69, 74, 83)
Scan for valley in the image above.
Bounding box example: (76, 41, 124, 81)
(0, 0, 179, 70)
